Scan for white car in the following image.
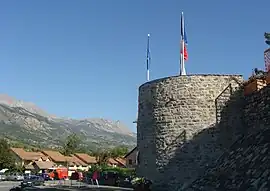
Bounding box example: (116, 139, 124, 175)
(0, 174, 6, 181)
(7, 174, 24, 181)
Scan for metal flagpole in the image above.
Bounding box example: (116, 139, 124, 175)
(146, 34, 150, 81)
(180, 13, 182, 75)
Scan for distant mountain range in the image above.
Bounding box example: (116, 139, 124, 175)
(0, 94, 136, 151)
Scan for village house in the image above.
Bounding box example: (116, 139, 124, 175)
(32, 161, 55, 174)
(74, 153, 97, 167)
(111, 158, 126, 168)
(10, 147, 128, 174)
(74, 153, 125, 168)
(124, 147, 138, 168)
(41, 150, 67, 166)
(10, 148, 55, 173)
(65, 155, 88, 172)
(41, 150, 90, 175)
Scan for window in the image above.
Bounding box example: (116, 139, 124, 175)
(128, 159, 132, 165)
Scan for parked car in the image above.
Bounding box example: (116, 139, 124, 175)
(21, 175, 45, 188)
(0, 174, 6, 181)
(41, 173, 51, 181)
(7, 174, 24, 181)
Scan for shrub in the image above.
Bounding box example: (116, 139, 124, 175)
(87, 165, 135, 177)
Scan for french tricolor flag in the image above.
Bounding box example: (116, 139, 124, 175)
(181, 12, 188, 61)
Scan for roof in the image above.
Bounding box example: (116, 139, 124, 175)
(41, 150, 66, 162)
(124, 146, 137, 158)
(33, 161, 55, 170)
(74, 153, 97, 164)
(11, 148, 45, 161)
(41, 156, 49, 161)
(114, 157, 126, 167)
(65, 155, 87, 166)
(108, 158, 119, 165)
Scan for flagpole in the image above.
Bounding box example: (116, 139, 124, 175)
(146, 34, 150, 81)
(180, 14, 182, 75)
(181, 12, 186, 76)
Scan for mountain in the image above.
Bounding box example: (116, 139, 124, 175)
(0, 94, 136, 151)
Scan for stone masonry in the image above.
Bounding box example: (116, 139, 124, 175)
(185, 85, 270, 190)
(136, 74, 244, 189)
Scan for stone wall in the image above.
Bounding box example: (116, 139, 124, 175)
(244, 85, 270, 128)
(136, 74, 244, 189)
(185, 85, 270, 190)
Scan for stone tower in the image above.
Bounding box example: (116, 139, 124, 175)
(136, 74, 243, 189)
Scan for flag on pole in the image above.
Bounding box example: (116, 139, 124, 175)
(264, 48, 270, 72)
(180, 13, 188, 61)
(180, 12, 188, 76)
(146, 34, 151, 81)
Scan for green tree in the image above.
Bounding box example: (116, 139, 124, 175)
(94, 150, 111, 165)
(0, 139, 15, 169)
(110, 146, 129, 158)
(62, 133, 80, 156)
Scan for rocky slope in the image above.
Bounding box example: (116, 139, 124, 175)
(0, 94, 136, 150)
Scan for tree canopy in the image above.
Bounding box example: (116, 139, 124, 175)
(0, 138, 15, 169)
(110, 146, 129, 158)
(92, 145, 129, 165)
(62, 133, 81, 156)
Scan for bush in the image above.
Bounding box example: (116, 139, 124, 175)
(87, 165, 135, 177)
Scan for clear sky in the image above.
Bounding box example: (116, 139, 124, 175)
(0, 0, 269, 132)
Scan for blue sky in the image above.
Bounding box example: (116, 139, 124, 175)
(0, 0, 269, 132)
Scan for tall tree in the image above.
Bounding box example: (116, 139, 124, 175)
(110, 146, 129, 158)
(94, 150, 111, 165)
(0, 139, 15, 169)
(62, 133, 80, 156)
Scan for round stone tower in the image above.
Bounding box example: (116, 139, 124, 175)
(136, 74, 243, 189)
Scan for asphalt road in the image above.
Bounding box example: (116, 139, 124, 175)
(0, 181, 21, 191)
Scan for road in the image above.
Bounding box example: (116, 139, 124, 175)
(0, 181, 21, 191)
(0, 181, 133, 191)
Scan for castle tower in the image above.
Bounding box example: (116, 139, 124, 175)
(136, 74, 244, 189)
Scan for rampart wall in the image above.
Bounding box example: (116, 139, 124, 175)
(185, 85, 270, 190)
(136, 74, 244, 189)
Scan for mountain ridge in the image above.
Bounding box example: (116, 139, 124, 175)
(0, 94, 136, 150)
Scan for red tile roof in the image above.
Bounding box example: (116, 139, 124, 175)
(11, 148, 45, 161)
(65, 155, 87, 166)
(41, 150, 66, 163)
(74, 153, 97, 164)
(33, 161, 56, 170)
(114, 157, 126, 167)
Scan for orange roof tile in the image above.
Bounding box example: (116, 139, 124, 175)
(11, 148, 45, 161)
(108, 158, 119, 165)
(33, 161, 56, 169)
(74, 153, 97, 164)
(115, 157, 126, 167)
(41, 150, 66, 162)
(65, 155, 87, 166)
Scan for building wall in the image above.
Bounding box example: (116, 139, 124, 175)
(137, 74, 244, 188)
(184, 84, 270, 190)
(243, 85, 270, 128)
(126, 149, 138, 168)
